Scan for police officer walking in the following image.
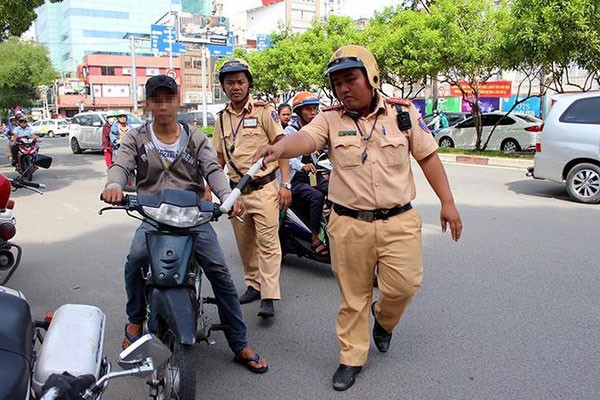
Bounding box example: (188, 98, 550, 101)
(213, 59, 292, 319)
(254, 45, 463, 391)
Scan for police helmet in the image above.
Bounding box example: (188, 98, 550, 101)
(326, 45, 380, 96)
(218, 58, 253, 86)
(291, 91, 320, 113)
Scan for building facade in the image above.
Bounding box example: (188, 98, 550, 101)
(34, 0, 182, 74)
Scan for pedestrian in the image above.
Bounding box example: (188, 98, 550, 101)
(101, 74, 268, 373)
(277, 103, 292, 128)
(212, 59, 292, 319)
(253, 45, 463, 391)
(102, 111, 117, 168)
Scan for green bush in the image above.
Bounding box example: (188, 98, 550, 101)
(200, 126, 213, 138)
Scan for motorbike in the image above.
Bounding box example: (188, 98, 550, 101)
(0, 283, 171, 400)
(98, 158, 261, 400)
(0, 173, 47, 286)
(14, 136, 52, 181)
(279, 154, 333, 264)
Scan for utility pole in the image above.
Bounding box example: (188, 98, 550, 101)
(201, 45, 209, 128)
(130, 36, 138, 113)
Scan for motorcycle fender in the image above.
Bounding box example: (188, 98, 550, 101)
(147, 287, 196, 345)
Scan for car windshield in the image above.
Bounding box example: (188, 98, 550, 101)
(58, 120, 69, 125)
(126, 113, 142, 124)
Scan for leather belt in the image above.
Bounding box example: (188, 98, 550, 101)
(230, 171, 276, 195)
(333, 203, 412, 222)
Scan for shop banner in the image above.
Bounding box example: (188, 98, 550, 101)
(450, 81, 512, 98)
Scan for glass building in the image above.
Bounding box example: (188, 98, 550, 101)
(35, 0, 182, 74)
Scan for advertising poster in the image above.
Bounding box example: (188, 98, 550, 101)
(501, 96, 541, 118)
(461, 97, 500, 113)
(425, 97, 462, 114)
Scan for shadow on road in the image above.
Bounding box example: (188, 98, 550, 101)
(505, 179, 574, 202)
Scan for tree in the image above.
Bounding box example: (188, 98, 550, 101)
(0, 37, 58, 111)
(0, 0, 62, 41)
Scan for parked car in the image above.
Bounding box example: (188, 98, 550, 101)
(436, 112, 543, 152)
(177, 110, 216, 127)
(30, 119, 71, 137)
(423, 112, 469, 129)
(69, 111, 142, 154)
(528, 91, 600, 204)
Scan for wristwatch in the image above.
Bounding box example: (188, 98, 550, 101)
(283, 181, 292, 190)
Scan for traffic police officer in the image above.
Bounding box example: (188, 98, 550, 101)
(253, 45, 463, 390)
(213, 59, 292, 319)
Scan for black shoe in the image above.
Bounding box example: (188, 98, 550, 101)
(257, 299, 274, 318)
(332, 364, 362, 391)
(372, 301, 393, 353)
(239, 286, 261, 304)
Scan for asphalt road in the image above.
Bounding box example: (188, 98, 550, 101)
(2, 137, 598, 400)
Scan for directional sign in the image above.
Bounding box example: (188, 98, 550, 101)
(256, 33, 272, 50)
(150, 24, 186, 54)
(206, 44, 233, 57)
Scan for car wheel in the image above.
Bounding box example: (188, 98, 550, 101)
(439, 136, 454, 148)
(501, 138, 521, 153)
(47, 130, 55, 138)
(566, 163, 600, 204)
(70, 137, 83, 154)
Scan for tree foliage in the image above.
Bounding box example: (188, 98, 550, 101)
(0, 0, 62, 41)
(0, 38, 58, 111)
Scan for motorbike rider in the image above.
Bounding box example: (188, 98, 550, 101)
(277, 103, 292, 128)
(102, 75, 269, 373)
(109, 110, 131, 157)
(284, 91, 329, 255)
(102, 111, 117, 168)
(10, 114, 36, 166)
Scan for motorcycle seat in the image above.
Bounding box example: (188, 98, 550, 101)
(0, 292, 34, 400)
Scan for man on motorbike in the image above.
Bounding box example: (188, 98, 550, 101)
(102, 75, 269, 373)
(285, 91, 329, 255)
(10, 115, 36, 167)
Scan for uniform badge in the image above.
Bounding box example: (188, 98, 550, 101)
(338, 130, 357, 136)
(418, 118, 431, 134)
(271, 111, 280, 123)
(243, 118, 258, 128)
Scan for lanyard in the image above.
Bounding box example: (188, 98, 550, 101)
(228, 110, 247, 153)
(352, 113, 379, 164)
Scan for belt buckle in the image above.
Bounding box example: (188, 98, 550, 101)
(357, 210, 374, 223)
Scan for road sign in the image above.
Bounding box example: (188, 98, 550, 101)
(206, 44, 233, 57)
(150, 24, 186, 55)
(166, 69, 177, 79)
(256, 34, 272, 50)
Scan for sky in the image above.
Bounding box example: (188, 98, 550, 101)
(222, 0, 402, 20)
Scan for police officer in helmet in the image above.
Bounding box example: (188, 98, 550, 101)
(254, 45, 462, 391)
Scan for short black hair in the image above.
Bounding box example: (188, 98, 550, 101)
(278, 103, 291, 113)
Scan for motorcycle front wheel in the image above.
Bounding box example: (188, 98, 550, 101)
(154, 330, 196, 400)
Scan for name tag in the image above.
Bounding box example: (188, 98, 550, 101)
(243, 118, 258, 128)
(338, 130, 357, 137)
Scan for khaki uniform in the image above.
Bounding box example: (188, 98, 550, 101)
(213, 98, 284, 300)
(302, 95, 438, 366)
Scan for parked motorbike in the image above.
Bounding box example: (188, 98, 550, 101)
(14, 136, 52, 181)
(98, 159, 261, 400)
(0, 284, 171, 400)
(0, 173, 47, 286)
(279, 154, 333, 264)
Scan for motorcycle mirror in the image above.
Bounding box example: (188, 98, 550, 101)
(117, 334, 171, 376)
(35, 154, 52, 169)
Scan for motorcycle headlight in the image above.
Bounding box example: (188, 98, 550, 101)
(142, 204, 213, 228)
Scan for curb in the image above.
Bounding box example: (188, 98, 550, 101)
(437, 153, 533, 169)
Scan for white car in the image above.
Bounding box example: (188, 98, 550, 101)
(69, 111, 142, 154)
(30, 119, 71, 137)
(436, 112, 543, 152)
(528, 91, 600, 204)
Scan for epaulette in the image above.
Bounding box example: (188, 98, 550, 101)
(385, 98, 412, 106)
(322, 104, 344, 112)
(252, 100, 269, 107)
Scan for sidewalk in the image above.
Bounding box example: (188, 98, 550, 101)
(437, 152, 533, 169)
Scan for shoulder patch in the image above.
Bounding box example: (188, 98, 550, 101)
(385, 98, 412, 106)
(322, 104, 344, 112)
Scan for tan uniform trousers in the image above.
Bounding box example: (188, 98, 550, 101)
(231, 179, 282, 300)
(328, 207, 423, 366)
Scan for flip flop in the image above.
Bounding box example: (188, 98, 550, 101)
(122, 323, 143, 350)
(311, 240, 329, 256)
(233, 352, 269, 374)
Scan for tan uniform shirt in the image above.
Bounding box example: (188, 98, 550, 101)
(303, 96, 438, 210)
(213, 97, 283, 181)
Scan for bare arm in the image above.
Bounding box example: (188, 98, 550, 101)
(254, 130, 316, 164)
(217, 152, 225, 168)
(417, 152, 463, 241)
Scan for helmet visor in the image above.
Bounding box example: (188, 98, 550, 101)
(326, 57, 366, 76)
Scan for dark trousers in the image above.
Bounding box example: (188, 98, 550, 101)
(125, 221, 248, 353)
(291, 172, 329, 234)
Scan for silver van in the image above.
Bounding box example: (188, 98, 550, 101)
(528, 91, 600, 203)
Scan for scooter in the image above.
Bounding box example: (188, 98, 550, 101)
(0, 283, 170, 400)
(279, 155, 333, 264)
(0, 173, 47, 286)
(98, 159, 260, 400)
(14, 137, 52, 182)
